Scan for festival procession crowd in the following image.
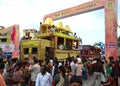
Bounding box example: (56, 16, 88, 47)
(0, 54, 120, 86)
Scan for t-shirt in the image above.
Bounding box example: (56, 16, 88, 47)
(36, 72, 52, 86)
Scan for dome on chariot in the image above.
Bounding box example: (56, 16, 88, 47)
(64, 25, 72, 33)
(56, 22, 65, 31)
(43, 17, 54, 26)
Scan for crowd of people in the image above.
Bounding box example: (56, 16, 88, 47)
(0, 54, 120, 86)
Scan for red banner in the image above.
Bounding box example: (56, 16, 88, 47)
(11, 25, 19, 58)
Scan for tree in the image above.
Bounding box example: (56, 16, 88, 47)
(117, 36, 120, 47)
(93, 42, 105, 55)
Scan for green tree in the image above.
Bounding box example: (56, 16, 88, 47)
(117, 36, 120, 47)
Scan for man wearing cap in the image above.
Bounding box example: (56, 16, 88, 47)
(75, 57, 83, 79)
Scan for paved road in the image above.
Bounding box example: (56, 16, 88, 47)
(83, 76, 94, 86)
(83, 76, 120, 86)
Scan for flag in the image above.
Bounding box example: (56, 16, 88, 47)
(11, 25, 16, 43)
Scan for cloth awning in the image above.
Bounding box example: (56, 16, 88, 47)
(1, 54, 12, 57)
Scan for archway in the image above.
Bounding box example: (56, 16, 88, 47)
(44, 0, 118, 60)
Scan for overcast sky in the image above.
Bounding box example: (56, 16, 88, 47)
(0, 0, 120, 45)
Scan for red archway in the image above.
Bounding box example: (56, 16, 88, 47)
(44, 0, 118, 60)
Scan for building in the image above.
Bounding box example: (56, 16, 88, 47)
(0, 25, 19, 59)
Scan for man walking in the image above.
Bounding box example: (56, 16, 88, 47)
(29, 59, 41, 86)
(36, 65, 52, 86)
(92, 58, 105, 86)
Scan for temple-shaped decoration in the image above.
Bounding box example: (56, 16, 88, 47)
(37, 18, 81, 59)
(56, 21, 65, 33)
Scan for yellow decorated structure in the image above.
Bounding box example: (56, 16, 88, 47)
(21, 18, 81, 61)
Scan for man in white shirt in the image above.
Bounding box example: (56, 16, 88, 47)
(29, 59, 41, 86)
(70, 60, 76, 75)
(36, 65, 52, 86)
(75, 57, 83, 78)
(51, 25, 55, 34)
(58, 44, 64, 50)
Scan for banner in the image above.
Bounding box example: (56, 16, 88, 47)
(11, 25, 20, 58)
(44, 0, 104, 20)
(105, 0, 117, 60)
(0, 44, 14, 52)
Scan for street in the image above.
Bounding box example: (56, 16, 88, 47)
(83, 76, 120, 86)
(83, 75, 94, 86)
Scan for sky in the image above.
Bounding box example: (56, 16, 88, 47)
(0, 0, 120, 45)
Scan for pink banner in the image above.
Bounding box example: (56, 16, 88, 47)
(11, 25, 19, 58)
(105, 0, 117, 60)
(44, 0, 104, 20)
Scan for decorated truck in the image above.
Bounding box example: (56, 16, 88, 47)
(79, 45, 101, 58)
(20, 18, 81, 61)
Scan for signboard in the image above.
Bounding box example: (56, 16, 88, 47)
(44, 0, 104, 20)
(106, 42, 116, 48)
(0, 44, 14, 52)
